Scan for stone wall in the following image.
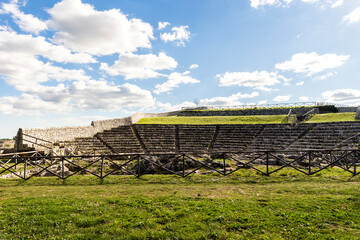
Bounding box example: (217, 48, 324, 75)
(18, 111, 179, 150)
(338, 107, 358, 112)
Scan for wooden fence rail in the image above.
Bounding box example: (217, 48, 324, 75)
(0, 149, 359, 180)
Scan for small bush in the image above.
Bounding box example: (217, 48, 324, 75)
(317, 105, 338, 113)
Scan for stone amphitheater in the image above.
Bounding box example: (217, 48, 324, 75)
(14, 105, 360, 155)
(2, 104, 359, 179)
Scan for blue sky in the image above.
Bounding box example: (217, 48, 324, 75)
(0, 0, 359, 138)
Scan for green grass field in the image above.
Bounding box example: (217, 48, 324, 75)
(137, 112, 357, 125)
(0, 168, 359, 239)
(306, 112, 357, 123)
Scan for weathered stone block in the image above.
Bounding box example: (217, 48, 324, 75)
(355, 106, 360, 120)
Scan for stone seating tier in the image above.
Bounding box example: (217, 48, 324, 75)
(59, 122, 360, 154)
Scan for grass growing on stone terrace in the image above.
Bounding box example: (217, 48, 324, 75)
(137, 115, 287, 125)
(0, 168, 359, 239)
(137, 112, 357, 125)
(305, 112, 357, 123)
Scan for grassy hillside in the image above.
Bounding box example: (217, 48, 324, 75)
(0, 169, 359, 239)
(137, 112, 357, 125)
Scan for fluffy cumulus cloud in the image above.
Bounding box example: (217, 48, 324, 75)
(199, 92, 259, 106)
(317, 72, 336, 80)
(158, 92, 259, 111)
(295, 81, 304, 86)
(69, 81, 155, 111)
(217, 71, 290, 89)
(160, 26, 190, 46)
(273, 95, 291, 102)
(158, 21, 170, 30)
(0, 29, 96, 64)
(299, 96, 310, 101)
(250, 0, 343, 8)
(1, 0, 47, 34)
(322, 89, 360, 103)
(331, 0, 343, 8)
(0, 27, 95, 92)
(156, 100, 196, 112)
(46, 0, 154, 55)
(343, 7, 360, 24)
(100, 52, 177, 80)
(0, 80, 156, 115)
(154, 71, 200, 94)
(189, 64, 199, 69)
(275, 52, 349, 76)
(0, 0, 198, 116)
(250, 0, 292, 8)
(0, 94, 69, 115)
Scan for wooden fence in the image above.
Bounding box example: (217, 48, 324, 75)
(0, 149, 359, 180)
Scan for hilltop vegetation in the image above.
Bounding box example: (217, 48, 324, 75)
(137, 112, 357, 125)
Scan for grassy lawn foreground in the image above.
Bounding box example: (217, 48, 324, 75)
(0, 168, 359, 239)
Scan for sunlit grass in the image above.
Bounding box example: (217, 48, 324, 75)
(137, 112, 357, 125)
(306, 112, 357, 123)
(137, 115, 287, 125)
(0, 168, 359, 239)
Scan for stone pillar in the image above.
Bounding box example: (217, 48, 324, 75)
(356, 106, 360, 120)
(15, 128, 23, 152)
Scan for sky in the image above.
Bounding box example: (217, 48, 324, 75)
(0, 0, 359, 138)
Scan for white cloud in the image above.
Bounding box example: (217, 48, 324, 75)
(258, 100, 267, 105)
(343, 7, 360, 24)
(154, 71, 200, 94)
(317, 72, 335, 80)
(160, 26, 190, 46)
(69, 81, 155, 111)
(158, 21, 170, 30)
(0, 52, 89, 92)
(157, 101, 196, 112)
(0, 94, 69, 115)
(1, 0, 47, 34)
(46, 0, 154, 55)
(100, 52, 177, 80)
(331, 0, 343, 8)
(0, 80, 156, 115)
(0, 29, 96, 63)
(254, 86, 278, 92)
(275, 52, 349, 75)
(217, 70, 290, 89)
(295, 81, 304, 86)
(0, 28, 94, 92)
(322, 89, 360, 103)
(301, 0, 318, 3)
(273, 95, 291, 102)
(250, 0, 283, 8)
(299, 96, 309, 101)
(189, 64, 199, 69)
(199, 92, 259, 106)
(250, 0, 343, 8)
(157, 92, 259, 111)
